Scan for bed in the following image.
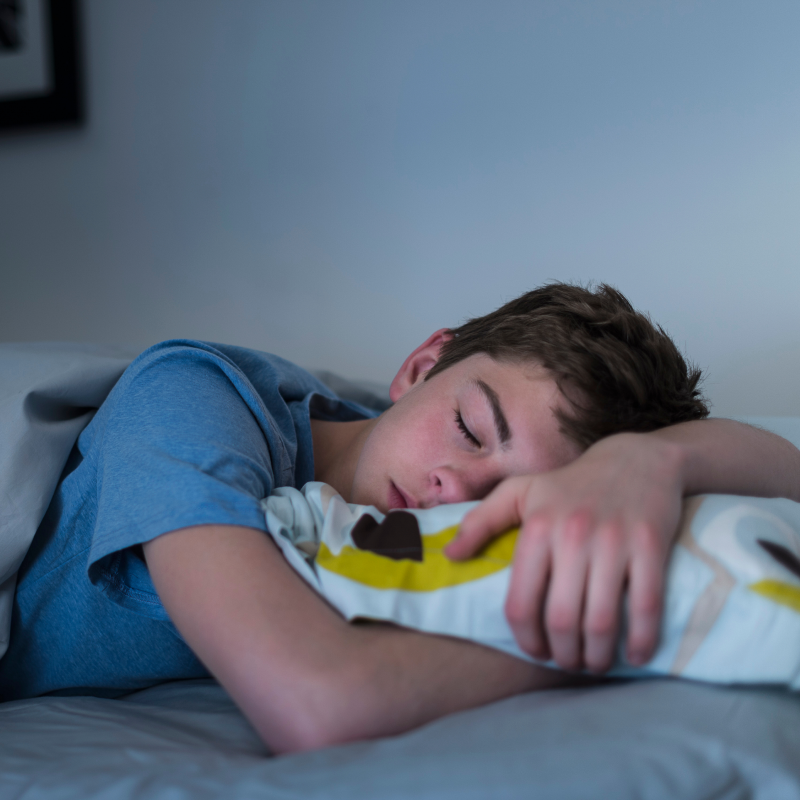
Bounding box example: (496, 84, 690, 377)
(2, 676, 800, 799)
(1, 344, 800, 799)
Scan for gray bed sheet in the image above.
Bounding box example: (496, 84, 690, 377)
(1, 677, 799, 800)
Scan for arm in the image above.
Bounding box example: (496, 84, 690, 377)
(446, 419, 800, 673)
(143, 524, 572, 754)
(655, 418, 800, 501)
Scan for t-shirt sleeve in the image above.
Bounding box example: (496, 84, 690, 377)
(86, 352, 279, 615)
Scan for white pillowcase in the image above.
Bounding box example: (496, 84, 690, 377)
(263, 473, 800, 689)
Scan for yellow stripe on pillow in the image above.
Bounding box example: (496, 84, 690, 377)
(316, 525, 519, 591)
(748, 579, 800, 613)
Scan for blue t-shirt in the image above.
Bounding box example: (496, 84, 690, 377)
(0, 340, 377, 701)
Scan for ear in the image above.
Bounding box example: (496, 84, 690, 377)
(389, 329, 451, 402)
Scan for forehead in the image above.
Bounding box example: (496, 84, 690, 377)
(437, 353, 554, 394)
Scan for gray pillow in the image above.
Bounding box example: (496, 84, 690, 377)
(311, 369, 392, 412)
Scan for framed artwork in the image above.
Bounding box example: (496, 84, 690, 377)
(0, 0, 82, 130)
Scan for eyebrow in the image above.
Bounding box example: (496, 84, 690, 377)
(475, 379, 512, 447)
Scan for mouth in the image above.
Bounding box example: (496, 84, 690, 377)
(388, 482, 417, 510)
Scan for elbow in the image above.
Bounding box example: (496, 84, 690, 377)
(258, 718, 328, 755)
(265, 711, 352, 755)
(249, 658, 383, 755)
(261, 695, 354, 755)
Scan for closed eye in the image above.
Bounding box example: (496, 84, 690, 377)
(454, 410, 481, 448)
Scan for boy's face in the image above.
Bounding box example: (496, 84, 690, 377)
(349, 334, 582, 512)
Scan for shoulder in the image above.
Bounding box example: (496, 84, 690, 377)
(82, 343, 296, 518)
(117, 340, 382, 421)
(84, 341, 336, 488)
(116, 340, 331, 407)
(86, 341, 307, 465)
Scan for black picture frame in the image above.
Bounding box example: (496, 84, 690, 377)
(0, 0, 83, 130)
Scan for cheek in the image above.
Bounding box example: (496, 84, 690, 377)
(405, 413, 448, 461)
(368, 409, 443, 478)
(352, 413, 406, 486)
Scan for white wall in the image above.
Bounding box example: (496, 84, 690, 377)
(1, 0, 799, 415)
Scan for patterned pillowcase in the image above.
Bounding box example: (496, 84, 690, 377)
(264, 481, 800, 688)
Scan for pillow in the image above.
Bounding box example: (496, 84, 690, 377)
(263, 481, 800, 688)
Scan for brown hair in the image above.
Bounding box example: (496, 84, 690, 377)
(425, 282, 709, 449)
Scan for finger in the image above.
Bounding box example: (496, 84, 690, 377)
(445, 478, 526, 560)
(544, 513, 592, 671)
(626, 525, 665, 666)
(582, 523, 628, 673)
(505, 514, 552, 660)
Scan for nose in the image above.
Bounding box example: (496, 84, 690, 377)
(427, 464, 502, 506)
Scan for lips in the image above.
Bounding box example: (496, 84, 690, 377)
(388, 482, 417, 510)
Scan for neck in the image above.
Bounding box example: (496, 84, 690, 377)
(310, 417, 377, 501)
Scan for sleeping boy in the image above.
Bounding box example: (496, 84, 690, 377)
(1, 282, 799, 754)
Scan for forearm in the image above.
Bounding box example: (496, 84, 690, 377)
(331, 623, 570, 749)
(144, 524, 569, 755)
(646, 418, 800, 502)
(232, 611, 566, 754)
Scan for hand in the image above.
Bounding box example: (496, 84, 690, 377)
(444, 432, 686, 673)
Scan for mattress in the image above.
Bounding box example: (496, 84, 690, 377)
(1, 677, 799, 799)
